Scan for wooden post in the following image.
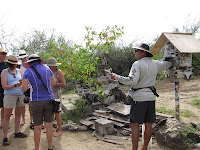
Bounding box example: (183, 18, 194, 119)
(175, 78, 180, 120)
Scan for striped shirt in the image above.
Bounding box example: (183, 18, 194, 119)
(23, 62, 54, 101)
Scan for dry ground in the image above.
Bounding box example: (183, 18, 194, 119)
(0, 77, 200, 150)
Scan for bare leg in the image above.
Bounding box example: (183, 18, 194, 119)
(131, 123, 140, 150)
(45, 122, 53, 149)
(20, 106, 25, 126)
(141, 123, 152, 150)
(29, 104, 33, 124)
(0, 107, 4, 127)
(34, 124, 43, 150)
(54, 112, 62, 137)
(2, 108, 12, 138)
(15, 107, 23, 134)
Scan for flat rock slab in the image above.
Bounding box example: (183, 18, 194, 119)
(107, 103, 130, 116)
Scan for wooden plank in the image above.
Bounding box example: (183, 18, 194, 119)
(92, 112, 129, 127)
(107, 103, 130, 116)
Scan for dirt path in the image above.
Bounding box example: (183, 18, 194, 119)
(1, 78, 200, 149)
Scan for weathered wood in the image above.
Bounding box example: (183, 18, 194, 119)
(107, 103, 130, 116)
(103, 135, 129, 141)
(94, 133, 124, 145)
(92, 112, 129, 126)
(79, 119, 94, 127)
(151, 33, 200, 54)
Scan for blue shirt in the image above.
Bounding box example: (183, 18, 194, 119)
(4, 68, 23, 95)
(23, 62, 54, 101)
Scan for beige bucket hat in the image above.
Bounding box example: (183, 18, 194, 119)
(46, 57, 61, 66)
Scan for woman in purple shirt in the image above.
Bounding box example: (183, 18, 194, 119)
(22, 54, 56, 150)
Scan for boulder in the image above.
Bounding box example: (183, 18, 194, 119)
(153, 118, 200, 150)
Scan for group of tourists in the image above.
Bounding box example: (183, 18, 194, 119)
(0, 43, 173, 150)
(0, 48, 66, 150)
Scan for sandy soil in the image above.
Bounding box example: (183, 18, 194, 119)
(0, 78, 200, 150)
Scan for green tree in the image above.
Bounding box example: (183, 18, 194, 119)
(107, 44, 135, 76)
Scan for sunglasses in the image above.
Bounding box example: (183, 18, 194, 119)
(12, 73, 16, 78)
(22, 57, 27, 60)
(135, 49, 142, 52)
(0, 53, 7, 55)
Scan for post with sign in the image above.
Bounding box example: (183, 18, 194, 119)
(175, 78, 180, 120)
(151, 32, 200, 120)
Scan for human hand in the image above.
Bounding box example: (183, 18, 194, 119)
(16, 82, 22, 87)
(110, 73, 117, 80)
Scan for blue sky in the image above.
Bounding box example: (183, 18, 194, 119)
(1, 0, 200, 46)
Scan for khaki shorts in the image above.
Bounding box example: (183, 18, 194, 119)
(30, 100, 54, 126)
(3, 94, 25, 109)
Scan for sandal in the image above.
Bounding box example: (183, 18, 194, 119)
(14, 132, 27, 138)
(2, 138, 9, 146)
(20, 120, 25, 126)
(48, 146, 55, 150)
(30, 123, 34, 130)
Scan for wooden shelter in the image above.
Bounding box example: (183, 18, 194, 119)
(151, 32, 200, 54)
(151, 32, 200, 120)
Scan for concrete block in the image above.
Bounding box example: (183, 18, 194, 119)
(194, 143, 200, 150)
(94, 118, 114, 136)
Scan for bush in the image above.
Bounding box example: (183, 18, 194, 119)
(107, 45, 136, 76)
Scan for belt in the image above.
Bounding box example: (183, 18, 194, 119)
(131, 86, 159, 97)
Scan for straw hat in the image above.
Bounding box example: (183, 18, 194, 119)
(18, 50, 28, 59)
(6, 55, 21, 65)
(134, 43, 153, 57)
(0, 48, 7, 54)
(46, 57, 61, 66)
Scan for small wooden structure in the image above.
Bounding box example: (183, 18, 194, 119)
(151, 32, 200, 120)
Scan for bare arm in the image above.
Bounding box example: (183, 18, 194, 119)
(21, 78, 29, 92)
(1, 70, 21, 90)
(55, 71, 66, 88)
(19, 69, 23, 78)
(51, 75, 56, 87)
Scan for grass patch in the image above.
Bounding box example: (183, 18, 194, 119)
(180, 109, 196, 117)
(62, 88, 76, 94)
(61, 98, 89, 124)
(156, 106, 174, 116)
(180, 124, 197, 149)
(189, 99, 200, 109)
(61, 113, 84, 124)
(191, 95, 198, 98)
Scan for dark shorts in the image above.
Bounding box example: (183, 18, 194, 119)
(0, 93, 4, 108)
(30, 100, 54, 126)
(129, 96, 156, 124)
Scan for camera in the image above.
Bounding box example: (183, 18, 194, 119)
(50, 99, 61, 113)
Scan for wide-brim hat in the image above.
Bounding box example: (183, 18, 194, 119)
(134, 43, 153, 57)
(46, 57, 61, 66)
(0, 48, 7, 54)
(6, 55, 21, 65)
(18, 50, 28, 59)
(24, 54, 45, 69)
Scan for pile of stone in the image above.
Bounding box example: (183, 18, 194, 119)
(61, 68, 200, 148)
